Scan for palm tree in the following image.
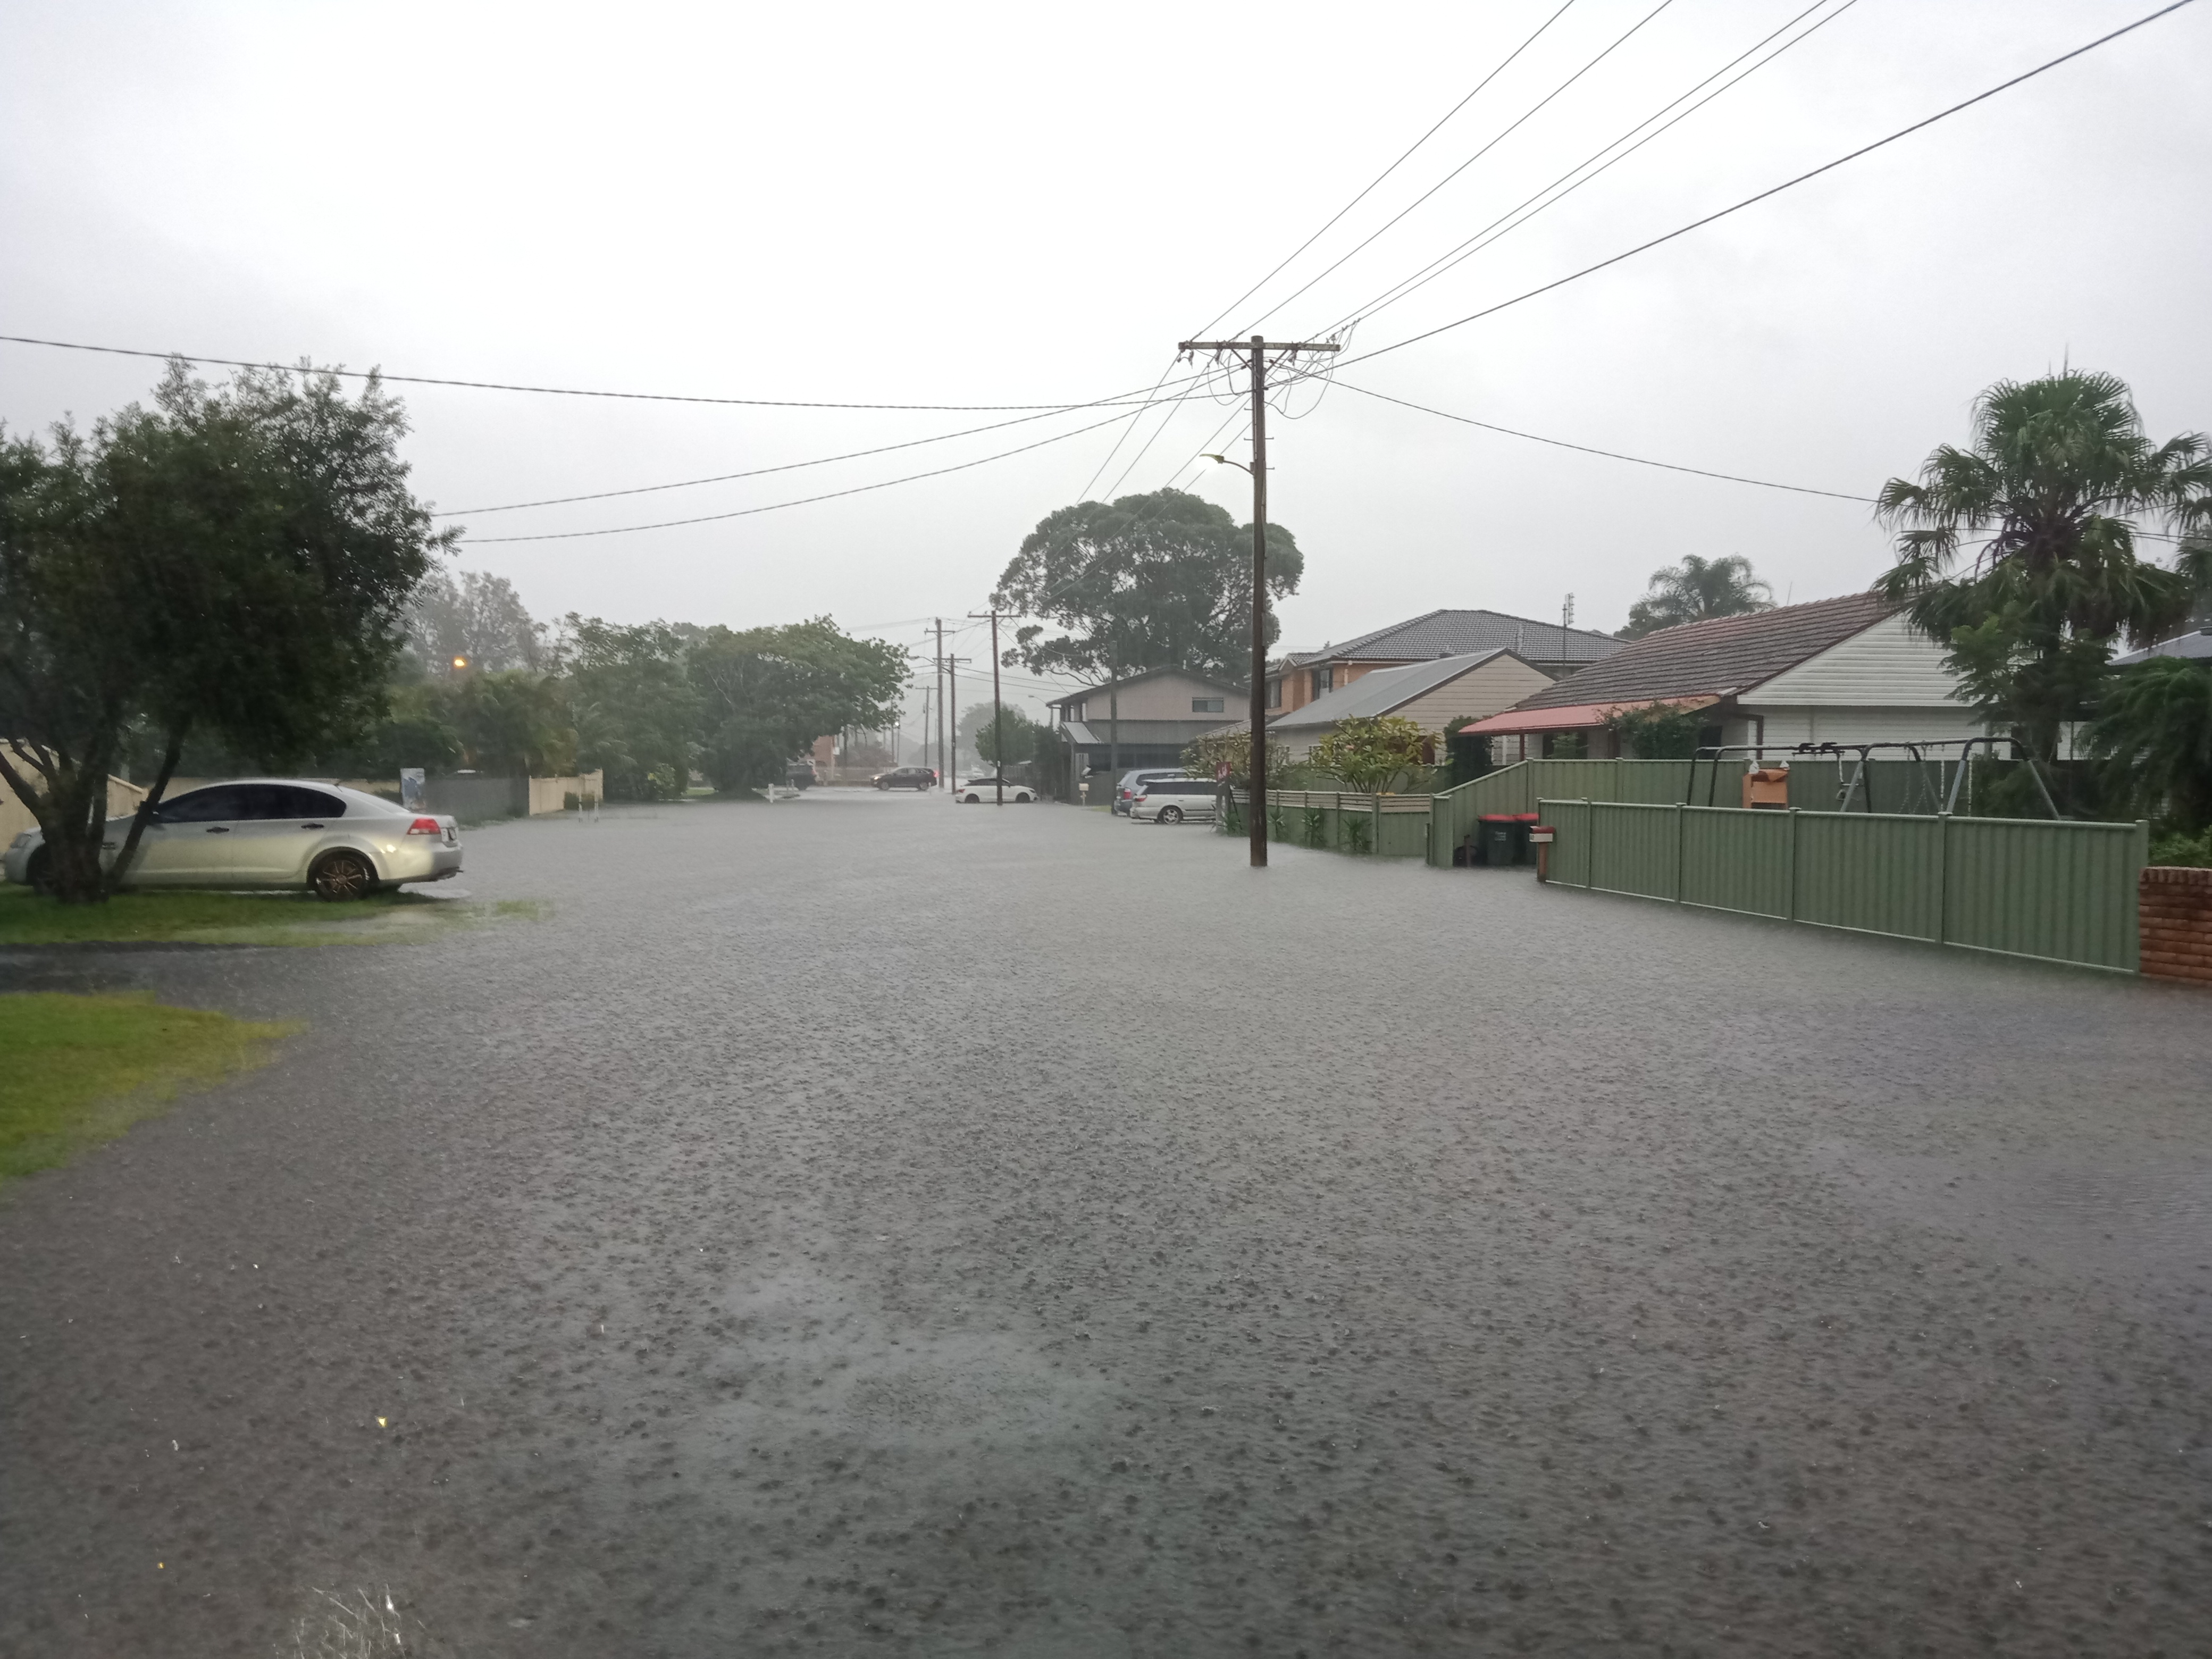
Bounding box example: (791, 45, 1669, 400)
(1875, 370, 2211, 765)
(1616, 555, 1772, 638)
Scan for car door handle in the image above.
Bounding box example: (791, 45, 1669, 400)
(300, 823, 324, 830)
(205, 826, 231, 834)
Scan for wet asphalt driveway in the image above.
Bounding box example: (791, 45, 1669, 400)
(2, 790, 2209, 1657)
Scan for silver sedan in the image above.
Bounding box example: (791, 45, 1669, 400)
(2, 780, 462, 900)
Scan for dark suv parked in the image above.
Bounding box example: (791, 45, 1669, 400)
(873, 766, 939, 791)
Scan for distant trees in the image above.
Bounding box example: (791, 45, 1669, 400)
(1875, 370, 2210, 771)
(966, 703, 1043, 768)
(407, 568, 546, 673)
(692, 619, 907, 792)
(992, 488, 1301, 682)
(1616, 555, 1772, 639)
(1, 362, 445, 902)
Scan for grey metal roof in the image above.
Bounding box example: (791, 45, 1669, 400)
(1268, 649, 1519, 731)
(2112, 628, 2212, 666)
(1512, 592, 1897, 710)
(1311, 608, 1621, 666)
(1061, 719, 1231, 747)
(1044, 666, 1246, 710)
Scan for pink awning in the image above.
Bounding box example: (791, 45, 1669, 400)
(1463, 694, 1721, 736)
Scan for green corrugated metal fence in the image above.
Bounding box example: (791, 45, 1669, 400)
(1538, 799, 2148, 973)
(1230, 790, 1434, 858)
(1428, 757, 2055, 867)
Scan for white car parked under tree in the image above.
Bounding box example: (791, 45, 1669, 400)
(2, 780, 462, 900)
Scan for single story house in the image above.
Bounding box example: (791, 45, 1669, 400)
(1264, 648, 1555, 763)
(1464, 592, 1985, 759)
(1045, 667, 1249, 781)
(1269, 608, 1620, 714)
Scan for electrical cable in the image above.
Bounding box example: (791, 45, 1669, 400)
(457, 407, 1140, 543)
(440, 386, 1188, 515)
(1318, 0, 1857, 338)
(1186, 0, 1580, 341)
(0, 331, 1208, 414)
(1236, 0, 1678, 336)
(1325, 0, 2199, 378)
(1329, 379, 1872, 500)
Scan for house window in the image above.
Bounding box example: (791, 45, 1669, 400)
(1266, 679, 1281, 709)
(1314, 667, 1334, 695)
(1192, 697, 1224, 714)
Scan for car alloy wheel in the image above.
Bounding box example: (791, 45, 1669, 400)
(311, 849, 376, 902)
(1159, 806, 1183, 824)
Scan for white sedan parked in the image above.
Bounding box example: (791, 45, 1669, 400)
(2, 780, 463, 900)
(954, 776, 1037, 804)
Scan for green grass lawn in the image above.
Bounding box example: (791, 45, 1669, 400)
(0, 992, 299, 1183)
(0, 884, 544, 946)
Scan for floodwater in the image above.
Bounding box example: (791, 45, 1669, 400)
(2, 791, 2207, 1656)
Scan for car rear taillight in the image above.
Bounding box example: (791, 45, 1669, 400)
(405, 816, 442, 836)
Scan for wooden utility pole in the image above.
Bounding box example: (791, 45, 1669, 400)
(968, 609, 1009, 805)
(933, 617, 946, 787)
(1175, 334, 1340, 867)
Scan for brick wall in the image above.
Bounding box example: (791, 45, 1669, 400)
(2140, 866, 2212, 985)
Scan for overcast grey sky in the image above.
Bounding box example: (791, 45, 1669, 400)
(5, 0, 2209, 725)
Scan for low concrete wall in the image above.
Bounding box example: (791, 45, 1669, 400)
(2141, 866, 2212, 986)
(1, 769, 147, 840)
(526, 772, 604, 815)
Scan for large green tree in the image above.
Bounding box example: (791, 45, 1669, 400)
(1616, 554, 1772, 639)
(562, 616, 699, 800)
(691, 618, 907, 791)
(992, 488, 1301, 682)
(1875, 370, 2211, 766)
(1, 363, 443, 901)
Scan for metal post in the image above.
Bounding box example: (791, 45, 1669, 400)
(988, 611, 1005, 806)
(1246, 336, 1269, 868)
(934, 618, 946, 790)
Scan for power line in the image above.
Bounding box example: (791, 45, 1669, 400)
(1329, 0, 2199, 378)
(1239, 0, 1679, 336)
(1330, 379, 1872, 500)
(1189, 0, 1580, 340)
(458, 407, 1139, 543)
(0, 331, 1205, 414)
(1320, 0, 1857, 337)
(439, 387, 1173, 515)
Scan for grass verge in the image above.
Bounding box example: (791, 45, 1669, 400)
(0, 992, 299, 1183)
(0, 884, 545, 947)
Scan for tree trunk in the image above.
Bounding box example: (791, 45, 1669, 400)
(105, 727, 186, 894)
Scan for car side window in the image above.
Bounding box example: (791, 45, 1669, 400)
(268, 786, 344, 819)
(159, 786, 251, 823)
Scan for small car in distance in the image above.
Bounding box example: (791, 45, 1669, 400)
(1128, 777, 1221, 825)
(873, 766, 939, 791)
(2, 780, 462, 900)
(1114, 768, 1185, 816)
(956, 776, 1036, 804)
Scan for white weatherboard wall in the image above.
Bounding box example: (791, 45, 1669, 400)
(1735, 613, 1983, 749)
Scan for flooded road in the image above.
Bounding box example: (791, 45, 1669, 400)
(3, 791, 2208, 1656)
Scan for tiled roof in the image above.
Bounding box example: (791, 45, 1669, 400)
(1315, 608, 1621, 665)
(1268, 650, 1518, 730)
(1512, 592, 1897, 710)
